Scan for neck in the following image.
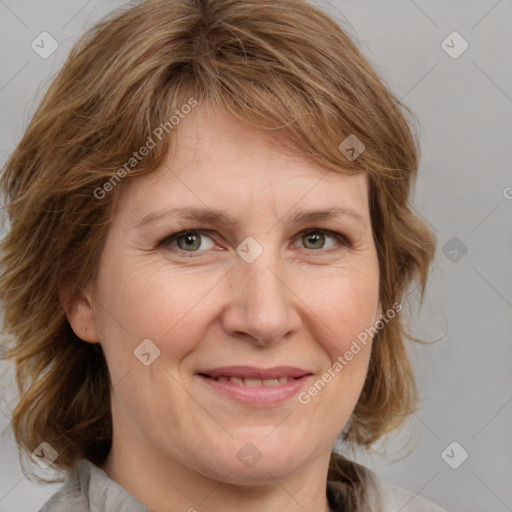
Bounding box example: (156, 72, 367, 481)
(100, 438, 334, 512)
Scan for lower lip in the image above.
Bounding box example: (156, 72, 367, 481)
(198, 375, 312, 406)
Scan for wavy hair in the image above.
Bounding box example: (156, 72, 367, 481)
(0, 0, 435, 507)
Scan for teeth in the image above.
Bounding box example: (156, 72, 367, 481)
(244, 378, 262, 387)
(213, 376, 295, 386)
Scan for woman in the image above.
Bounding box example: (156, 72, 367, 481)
(0, 0, 447, 510)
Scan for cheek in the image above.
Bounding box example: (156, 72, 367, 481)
(304, 271, 378, 408)
(307, 265, 380, 350)
(95, 254, 220, 357)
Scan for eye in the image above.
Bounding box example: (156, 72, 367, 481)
(158, 227, 350, 257)
(296, 229, 348, 251)
(160, 230, 216, 252)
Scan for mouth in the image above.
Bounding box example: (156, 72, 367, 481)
(196, 366, 313, 406)
(199, 374, 301, 387)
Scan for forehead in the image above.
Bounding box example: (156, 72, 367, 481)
(117, 104, 370, 225)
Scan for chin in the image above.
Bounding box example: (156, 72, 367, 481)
(193, 440, 313, 486)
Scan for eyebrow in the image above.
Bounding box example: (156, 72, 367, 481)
(132, 205, 367, 230)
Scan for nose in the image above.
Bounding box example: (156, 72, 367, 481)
(221, 253, 302, 346)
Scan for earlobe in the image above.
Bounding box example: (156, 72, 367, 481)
(59, 281, 100, 343)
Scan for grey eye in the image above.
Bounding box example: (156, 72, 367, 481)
(176, 232, 202, 251)
(163, 230, 216, 252)
(301, 231, 326, 249)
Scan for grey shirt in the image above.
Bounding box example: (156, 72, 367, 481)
(39, 458, 448, 512)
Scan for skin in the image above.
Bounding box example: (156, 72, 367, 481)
(62, 103, 381, 512)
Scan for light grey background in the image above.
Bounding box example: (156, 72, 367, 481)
(0, 1, 511, 511)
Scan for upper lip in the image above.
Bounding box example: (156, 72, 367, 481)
(197, 366, 312, 379)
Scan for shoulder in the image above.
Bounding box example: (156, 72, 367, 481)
(39, 492, 88, 512)
(366, 470, 449, 512)
(327, 453, 449, 512)
(38, 458, 150, 512)
(38, 460, 91, 512)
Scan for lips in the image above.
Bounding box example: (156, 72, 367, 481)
(197, 366, 313, 406)
(197, 365, 312, 389)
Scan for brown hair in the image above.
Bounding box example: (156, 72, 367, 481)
(0, 0, 435, 506)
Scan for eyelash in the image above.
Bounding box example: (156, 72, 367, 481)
(157, 226, 351, 257)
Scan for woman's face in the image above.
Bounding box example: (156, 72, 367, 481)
(72, 104, 380, 485)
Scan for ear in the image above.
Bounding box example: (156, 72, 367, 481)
(59, 279, 100, 344)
